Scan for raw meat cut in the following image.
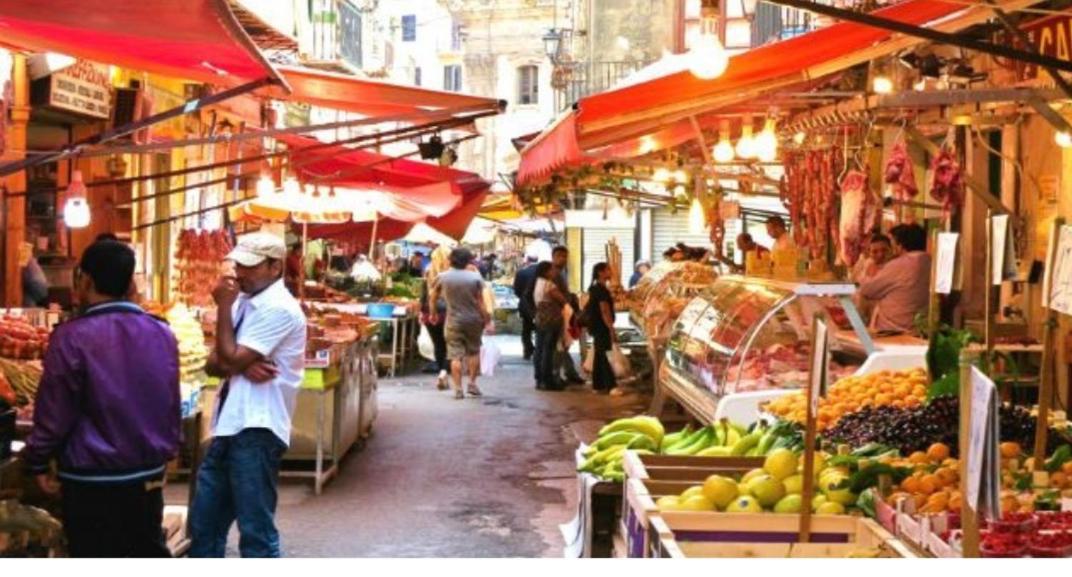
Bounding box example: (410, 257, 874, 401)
(930, 147, 965, 215)
(837, 170, 874, 266)
(884, 141, 918, 201)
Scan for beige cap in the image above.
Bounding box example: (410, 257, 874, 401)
(225, 232, 287, 267)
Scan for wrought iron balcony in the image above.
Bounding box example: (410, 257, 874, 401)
(552, 60, 652, 112)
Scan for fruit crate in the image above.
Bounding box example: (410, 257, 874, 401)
(620, 452, 765, 558)
(649, 512, 915, 558)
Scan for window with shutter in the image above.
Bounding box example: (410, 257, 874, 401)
(517, 65, 538, 105)
(401, 14, 416, 42)
(443, 65, 462, 92)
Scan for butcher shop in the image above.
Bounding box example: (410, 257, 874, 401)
(515, 0, 1072, 429)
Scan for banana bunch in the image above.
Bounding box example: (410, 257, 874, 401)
(666, 419, 804, 457)
(579, 416, 664, 481)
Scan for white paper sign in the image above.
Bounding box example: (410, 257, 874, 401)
(966, 366, 1000, 517)
(990, 215, 1016, 286)
(1048, 225, 1072, 315)
(935, 232, 959, 294)
(808, 318, 830, 414)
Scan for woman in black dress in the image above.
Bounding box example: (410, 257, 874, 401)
(585, 262, 617, 393)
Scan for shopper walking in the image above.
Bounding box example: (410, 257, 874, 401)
(550, 246, 585, 385)
(421, 246, 451, 389)
(190, 232, 307, 558)
(429, 247, 490, 399)
(513, 254, 539, 360)
(585, 263, 618, 394)
(23, 239, 180, 557)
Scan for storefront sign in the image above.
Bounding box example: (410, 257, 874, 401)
(47, 60, 112, 119)
(1006, 12, 1072, 78)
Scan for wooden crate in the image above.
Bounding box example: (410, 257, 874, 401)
(651, 512, 916, 558)
(620, 451, 765, 558)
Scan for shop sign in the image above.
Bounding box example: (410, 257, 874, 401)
(1007, 12, 1072, 78)
(47, 60, 112, 119)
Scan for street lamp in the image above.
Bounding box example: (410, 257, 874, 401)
(543, 28, 563, 63)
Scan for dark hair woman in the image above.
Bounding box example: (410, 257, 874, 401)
(585, 262, 617, 393)
(532, 260, 567, 390)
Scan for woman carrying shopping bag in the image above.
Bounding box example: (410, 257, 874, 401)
(584, 262, 618, 394)
(533, 261, 567, 391)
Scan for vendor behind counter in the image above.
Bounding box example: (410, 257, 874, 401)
(857, 223, 931, 333)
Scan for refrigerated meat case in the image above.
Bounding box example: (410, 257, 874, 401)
(655, 275, 876, 424)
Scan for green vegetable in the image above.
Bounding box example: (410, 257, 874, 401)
(1045, 444, 1072, 473)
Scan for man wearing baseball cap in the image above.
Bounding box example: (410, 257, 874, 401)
(190, 232, 307, 558)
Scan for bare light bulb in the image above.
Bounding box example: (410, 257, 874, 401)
(688, 197, 706, 235)
(652, 168, 672, 182)
(1056, 131, 1072, 148)
(713, 138, 734, 163)
(755, 119, 778, 162)
(687, 33, 729, 80)
(873, 75, 894, 94)
(735, 124, 756, 159)
(672, 169, 689, 184)
(64, 197, 91, 229)
(793, 131, 806, 145)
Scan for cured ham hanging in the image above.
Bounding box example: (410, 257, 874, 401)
(780, 148, 842, 260)
(837, 170, 876, 267)
(175, 229, 233, 308)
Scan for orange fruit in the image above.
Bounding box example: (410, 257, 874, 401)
(1051, 472, 1069, 489)
(922, 473, 943, 489)
(875, 393, 893, 405)
(913, 494, 929, 510)
(909, 451, 929, 465)
(936, 467, 958, 486)
(918, 476, 938, 495)
(1000, 442, 1022, 459)
(927, 443, 951, 462)
(901, 476, 921, 493)
(1062, 461, 1072, 476)
(912, 385, 927, 397)
(948, 491, 963, 513)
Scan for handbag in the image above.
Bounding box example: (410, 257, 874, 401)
(534, 298, 564, 331)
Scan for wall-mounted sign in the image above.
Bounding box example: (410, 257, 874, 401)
(45, 60, 112, 119)
(1003, 12, 1072, 78)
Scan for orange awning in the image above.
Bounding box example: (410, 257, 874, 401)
(270, 65, 503, 118)
(0, 0, 282, 87)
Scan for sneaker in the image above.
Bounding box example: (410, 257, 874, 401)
(609, 388, 626, 397)
(436, 371, 448, 390)
(454, 390, 465, 400)
(467, 385, 483, 397)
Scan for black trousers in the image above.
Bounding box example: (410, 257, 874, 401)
(534, 325, 562, 389)
(61, 477, 170, 558)
(425, 320, 449, 372)
(519, 310, 535, 359)
(591, 327, 617, 391)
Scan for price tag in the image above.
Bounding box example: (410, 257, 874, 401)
(393, 306, 407, 317)
(355, 304, 368, 314)
(808, 318, 830, 413)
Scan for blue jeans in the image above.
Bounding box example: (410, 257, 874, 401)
(189, 428, 287, 558)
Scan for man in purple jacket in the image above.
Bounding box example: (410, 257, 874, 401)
(23, 240, 180, 557)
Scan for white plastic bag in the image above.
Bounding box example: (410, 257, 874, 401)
(608, 345, 630, 378)
(582, 347, 595, 374)
(480, 341, 502, 376)
(418, 324, 435, 362)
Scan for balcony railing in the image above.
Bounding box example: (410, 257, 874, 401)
(553, 60, 651, 112)
(310, 0, 362, 70)
(751, 0, 886, 46)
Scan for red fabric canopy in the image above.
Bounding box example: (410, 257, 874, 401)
(276, 134, 491, 243)
(0, 0, 281, 87)
(271, 66, 501, 118)
(516, 0, 969, 186)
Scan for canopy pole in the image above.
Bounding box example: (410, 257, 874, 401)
(0, 77, 276, 178)
(300, 221, 308, 303)
(369, 212, 380, 260)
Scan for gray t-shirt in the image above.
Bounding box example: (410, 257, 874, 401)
(437, 268, 485, 328)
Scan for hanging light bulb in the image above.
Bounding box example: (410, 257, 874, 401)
(63, 169, 90, 229)
(755, 118, 779, 162)
(256, 174, 275, 197)
(672, 169, 689, 184)
(688, 197, 706, 235)
(688, 18, 729, 80)
(793, 131, 806, 145)
(872, 75, 894, 94)
(652, 167, 672, 182)
(735, 121, 756, 159)
(1056, 130, 1072, 148)
(282, 175, 301, 195)
(712, 120, 734, 163)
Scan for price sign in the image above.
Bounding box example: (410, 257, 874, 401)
(808, 318, 830, 413)
(1047, 224, 1072, 315)
(990, 215, 1017, 286)
(966, 366, 1001, 519)
(935, 232, 959, 295)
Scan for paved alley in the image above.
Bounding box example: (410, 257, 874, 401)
(169, 336, 649, 557)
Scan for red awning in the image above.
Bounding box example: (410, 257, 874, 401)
(0, 0, 282, 87)
(271, 66, 502, 118)
(276, 134, 491, 242)
(517, 0, 988, 186)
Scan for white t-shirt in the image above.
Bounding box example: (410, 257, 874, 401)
(212, 279, 307, 446)
(534, 278, 553, 304)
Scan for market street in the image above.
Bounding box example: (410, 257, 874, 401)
(167, 337, 647, 557)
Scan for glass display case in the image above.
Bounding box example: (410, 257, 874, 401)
(628, 261, 719, 346)
(660, 275, 874, 422)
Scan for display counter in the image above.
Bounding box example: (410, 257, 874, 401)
(657, 275, 874, 424)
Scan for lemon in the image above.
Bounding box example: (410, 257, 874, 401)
(823, 486, 857, 506)
(741, 468, 767, 484)
(656, 495, 681, 511)
(678, 495, 716, 511)
(774, 494, 803, 514)
(783, 474, 804, 495)
(749, 476, 786, 508)
(726, 495, 763, 513)
(702, 475, 739, 510)
(680, 485, 705, 500)
(811, 494, 828, 512)
(816, 501, 846, 515)
(764, 448, 799, 481)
